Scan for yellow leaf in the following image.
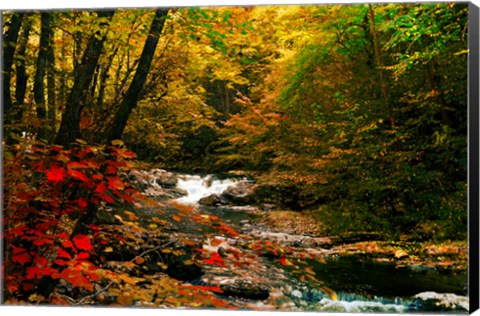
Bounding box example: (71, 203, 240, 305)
(321, 286, 338, 301)
(117, 294, 133, 306)
(114, 215, 124, 223)
(111, 139, 124, 146)
(124, 210, 138, 221)
(156, 262, 168, 269)
(149, 224, 158, 229)
(104, 247, 113, 253)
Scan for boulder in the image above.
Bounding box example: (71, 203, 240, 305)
(152, 169, 178, 188)
(127, 169, 152, 191)
(199, 194, 222, 206)
(220, 280, 270, 300)
(219, 182, 256, 205)
(409, 291, 469, 312)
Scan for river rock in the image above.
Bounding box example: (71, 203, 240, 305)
(219, 182, 256, 206)
(220, 279, 270, 300)
(409, 291, 469, 312)
(152, 169, 178, 188)
(127, 169, 152, 191)
(199, 194, 222, 206)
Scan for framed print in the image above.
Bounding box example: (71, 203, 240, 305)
(2, 0, 479, 314)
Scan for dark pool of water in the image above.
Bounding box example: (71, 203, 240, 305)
(308, 256, 467, 299)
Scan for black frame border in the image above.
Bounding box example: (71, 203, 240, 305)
(469, 1, 480, 314)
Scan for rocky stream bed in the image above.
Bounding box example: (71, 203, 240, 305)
(91, 169, 469, 312)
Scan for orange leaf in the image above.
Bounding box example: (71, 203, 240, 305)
(108, 177, 125, 191)
(69, 169, 89, 182)
(134, 257, 145, 265)
(172, 215, 181, 222)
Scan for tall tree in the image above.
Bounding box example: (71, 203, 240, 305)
(14, 13, 33, 121)
(33, 12, 53, 139)
(105, 8, 169, 143)
(3, 13, 23, 116)
(54, 10, 115, 146)
(46, 25, 57, 136)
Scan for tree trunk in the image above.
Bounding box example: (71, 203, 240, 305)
(368, 4, 394, 129)
(106, 8, 169, 143)
(59, 30, 68, 108)
(47, 30, 57, 140)
(3, 13, 23, 116)
(14, 14, 32, 122)
(34, 12, 52, 129)
(97, 47, 119, 108)
(55, 10, 115, 146)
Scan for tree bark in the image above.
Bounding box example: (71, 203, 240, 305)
(34, 12, 53, 126)
(55, 10, 115, 146)
(47, 30, 57, 139)
(14, 14, 32, 121)
(3, 13, 23, 116)
(106, 8, 169, 143)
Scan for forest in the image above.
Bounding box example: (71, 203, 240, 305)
(2, 3, 470, 312)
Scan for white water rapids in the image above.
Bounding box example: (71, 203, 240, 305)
(175, 174, 245, 205)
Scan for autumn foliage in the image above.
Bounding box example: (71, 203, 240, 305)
(3, 140, 139, 303)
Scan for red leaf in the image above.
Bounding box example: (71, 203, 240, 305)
(26, 267, 42, 279)
(106, 165, 117, 174)
(280, 257, 286, 266)
(90, 224, 100, 231)
(34, 256, 48, 266)
(7, 281, 19, 293)
(12, 246, 27, 255)
(108, 177, 125, 191)
(95, 182, 106, 195)
(49, 145, 64, 152)
(122, 194, 134, 203)
(12, 252, 30, 265)
(92, 174, 103, 180)
(22, 283, 34, 291)
(72, 234, 92, 251)
(76, 252, 90, 260)
(54, 259, 70, 266)
(69, 169, 89, 182)
(100, 194, 114, 203)
(203, 252, 224, 266)
(46, 166, 65, 183)
(77, 198, 88, 209)
(33, 238, 52, 247)
(192, 285, 223, 293)
(57, 248, 72, 259)
(62, 240, 74, 249)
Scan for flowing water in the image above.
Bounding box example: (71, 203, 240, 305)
(171, 174, 468, 312)
(175, 174, 246, 205)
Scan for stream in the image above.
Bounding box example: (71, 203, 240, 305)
(163, 174, 468, 312)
